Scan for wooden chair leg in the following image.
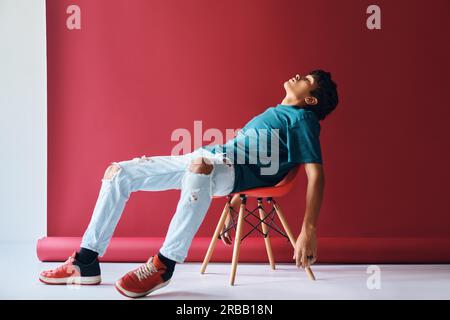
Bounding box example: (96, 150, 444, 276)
(273, 200, 316, 281)
(230, 195, 246, 286)
(258, 198, 275, 270)
(200, 200, 231, 274)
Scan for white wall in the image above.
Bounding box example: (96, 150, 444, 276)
(0, 0, 47, 243)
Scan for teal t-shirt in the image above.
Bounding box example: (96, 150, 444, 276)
(202, 104, 322, 193)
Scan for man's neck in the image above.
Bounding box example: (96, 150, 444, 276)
(281, 96, 303, 107)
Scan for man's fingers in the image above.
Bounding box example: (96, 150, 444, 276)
(225, 233, 232, 245)
(310, 254, 317, 265)
(296, 251, 301, 268)
(220, 217, 233, 246)
(301, 251, 308, 269)
(220, 231, 226, 245)
(221, 232, 232, 246)
(305, 252, 314, 267)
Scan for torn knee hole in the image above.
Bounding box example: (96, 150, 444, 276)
(189, 189, 200, 202)
(103, 163, 121, 180)
(189, 157, 213, 175)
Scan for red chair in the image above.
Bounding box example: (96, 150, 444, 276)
(200, 165, 316, 285)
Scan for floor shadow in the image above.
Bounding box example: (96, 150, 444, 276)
(143, 290, 221, 300)
(233, 278, 322, 286)
(200, 272, 228, 276)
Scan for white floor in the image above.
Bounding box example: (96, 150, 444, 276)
(1, 243, 450, 300)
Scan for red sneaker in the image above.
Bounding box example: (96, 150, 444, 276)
(39, 252, 102, 285)
(115, 255, 172, 298)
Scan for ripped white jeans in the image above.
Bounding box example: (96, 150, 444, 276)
(80, 148, 235, 263)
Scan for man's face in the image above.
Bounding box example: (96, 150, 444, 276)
(283, 74, 318, 105)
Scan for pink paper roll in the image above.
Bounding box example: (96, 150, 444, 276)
(36, 236, 450, 263)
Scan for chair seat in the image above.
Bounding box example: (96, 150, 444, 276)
(213, 165, 300, 198)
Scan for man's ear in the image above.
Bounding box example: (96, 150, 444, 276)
(305, 96, 318, 106)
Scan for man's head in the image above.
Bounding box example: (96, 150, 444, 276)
(283, 69, 339, 120)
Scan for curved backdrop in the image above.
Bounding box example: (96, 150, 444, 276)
(39, 0, 450, 262)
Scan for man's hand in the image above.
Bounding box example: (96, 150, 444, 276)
(293, 226, 317, 268)
(220, 213, 233, 246)
(219, 194, 241, 246)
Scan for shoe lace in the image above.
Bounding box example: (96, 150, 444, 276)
(55, 256, 76, 273)
(134, 256, 158, 281)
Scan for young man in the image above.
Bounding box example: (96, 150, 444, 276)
(39, 69, 338, 298)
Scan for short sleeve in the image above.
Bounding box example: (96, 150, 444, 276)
(287, 116, 322, 164)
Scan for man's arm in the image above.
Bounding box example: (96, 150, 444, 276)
(294, 163, 325, 268)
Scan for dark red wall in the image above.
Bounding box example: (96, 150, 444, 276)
(46, 0, 450, 245)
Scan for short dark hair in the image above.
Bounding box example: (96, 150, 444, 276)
(307, 69, 339, 121)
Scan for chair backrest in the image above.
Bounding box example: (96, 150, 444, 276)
(274, 165, 300, 187)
